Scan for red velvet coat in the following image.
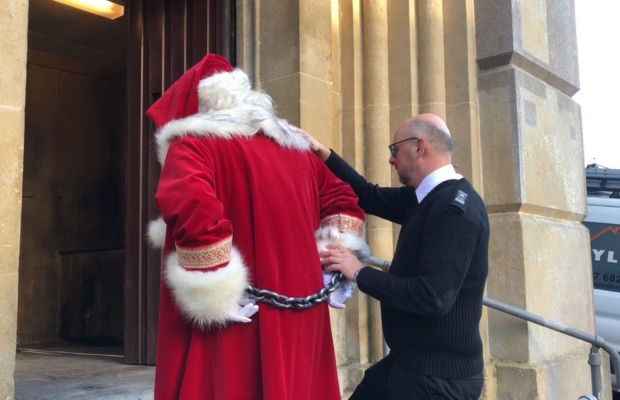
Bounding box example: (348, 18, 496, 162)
(147, 63, 369, 400)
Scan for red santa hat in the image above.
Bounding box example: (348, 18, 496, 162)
(146, 54, 234, 130)
(146, 55, 309, 168)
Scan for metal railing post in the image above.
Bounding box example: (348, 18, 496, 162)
(589, 347, 603, 399)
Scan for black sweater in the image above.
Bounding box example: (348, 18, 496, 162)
(326, 151, 489, 379)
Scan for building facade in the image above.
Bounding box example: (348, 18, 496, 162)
(0, 0, 605, 399)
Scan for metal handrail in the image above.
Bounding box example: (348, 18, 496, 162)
(363, 256, 620, 400)
(483, 296, 619, 399)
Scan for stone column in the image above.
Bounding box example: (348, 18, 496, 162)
(0, 1, 29, 399)
(340, 0, 365, 173)
(362, 0, 392, 364)
(387, 0, 418, 248)
(235, 0, 257, 84)
(417, 0, 447, 120)
(387, 0, 419, 128)
(257, 0, 339, 149)
(475, 0, 604, 398)
(339, 0, 371, 390)
(443, 0, 483, 189)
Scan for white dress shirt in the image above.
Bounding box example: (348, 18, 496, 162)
(415, 164, 463, 203)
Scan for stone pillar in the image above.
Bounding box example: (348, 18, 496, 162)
(235, 0, 257, 84)
(257, 0, 339, 149)
(475, 0, 604, 398)
(387, 0, 418, 248)
(362, 0, 392, 364)
(0, 1, 29, 399)
(339, 0, 371, 390)
(417, 0, 446, 120)
(442, 0, 483, 190)
(340, 0, 365, 173)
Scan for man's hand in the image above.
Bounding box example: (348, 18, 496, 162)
(297, 127, 331, 162)
(321, 244, 364, 282)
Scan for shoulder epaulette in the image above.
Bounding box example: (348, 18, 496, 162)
(449, 186, 469, 213)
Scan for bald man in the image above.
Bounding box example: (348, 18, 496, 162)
(300, 114, 489, 400)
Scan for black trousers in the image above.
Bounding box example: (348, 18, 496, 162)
(349, 355, 484, 400)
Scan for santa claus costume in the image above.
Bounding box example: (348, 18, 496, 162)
(145, 54, 369, 400)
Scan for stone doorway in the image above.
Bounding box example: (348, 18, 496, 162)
(15, 0, 235, 376)
(17, 0, 127, 362)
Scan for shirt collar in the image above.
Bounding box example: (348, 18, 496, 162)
(415, 164, 463, 203)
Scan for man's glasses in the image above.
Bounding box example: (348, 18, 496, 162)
(388, 137, 418, 158)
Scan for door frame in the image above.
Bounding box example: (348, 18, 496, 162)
(124, 0, 234, 365)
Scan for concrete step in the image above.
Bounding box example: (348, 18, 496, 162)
(15, 348, 155, 400)
(16, 346, 360, 400)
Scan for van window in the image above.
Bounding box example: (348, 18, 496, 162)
(584, 221, 620, 293)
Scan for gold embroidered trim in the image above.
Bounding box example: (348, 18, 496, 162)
(320, 214, 364, 237)
(176, 236, 233, 269)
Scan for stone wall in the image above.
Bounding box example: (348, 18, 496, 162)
(0, 2, 29, 399)
(475, 0, 606, 398)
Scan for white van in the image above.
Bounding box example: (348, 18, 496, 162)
(584, 165, 620, 392)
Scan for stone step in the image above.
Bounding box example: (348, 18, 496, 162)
(15, 348, 155, 400)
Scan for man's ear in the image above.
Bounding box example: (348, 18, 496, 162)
(417, 138, 426, 156)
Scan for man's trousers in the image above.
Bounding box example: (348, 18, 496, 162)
(349, 354, 484, 400)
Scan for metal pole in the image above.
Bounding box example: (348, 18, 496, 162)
(383, 339, 390, 357)
(365, 255, 391, 272)
(589, 347, 602, 400)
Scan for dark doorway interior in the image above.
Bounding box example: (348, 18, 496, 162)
(18, 0, 235, 366)
(18, 0, 127, 354)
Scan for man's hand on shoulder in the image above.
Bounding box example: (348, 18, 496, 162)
(297, 127, 331, 162)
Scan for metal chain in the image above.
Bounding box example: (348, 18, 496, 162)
(245, 272, 343, 309)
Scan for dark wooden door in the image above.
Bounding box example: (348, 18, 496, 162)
(125, 0, 234, 365)
(20, 54, 125, 347)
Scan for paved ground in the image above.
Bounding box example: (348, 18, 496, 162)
(18, 346, 613, 400)
(14, 346, 155, 400)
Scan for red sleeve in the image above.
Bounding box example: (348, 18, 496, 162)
(156, 136, 232, 270)
(154, 136, 248, 329)
(311, 155, 370, 259)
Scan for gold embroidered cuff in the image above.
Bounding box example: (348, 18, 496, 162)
(319, 214, 364, 237)
(176, 236, 233, 270)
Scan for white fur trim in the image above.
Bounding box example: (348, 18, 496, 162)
(147, 217, 166, 249)
(155, 68, 309, 165)
(315, 226, 371, 260)
(165, 246, 250, 329)
(197, 69, 255, 113)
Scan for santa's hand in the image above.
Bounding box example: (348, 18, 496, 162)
(323, 271, 354, 309)
(226, 301, 259, 323)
